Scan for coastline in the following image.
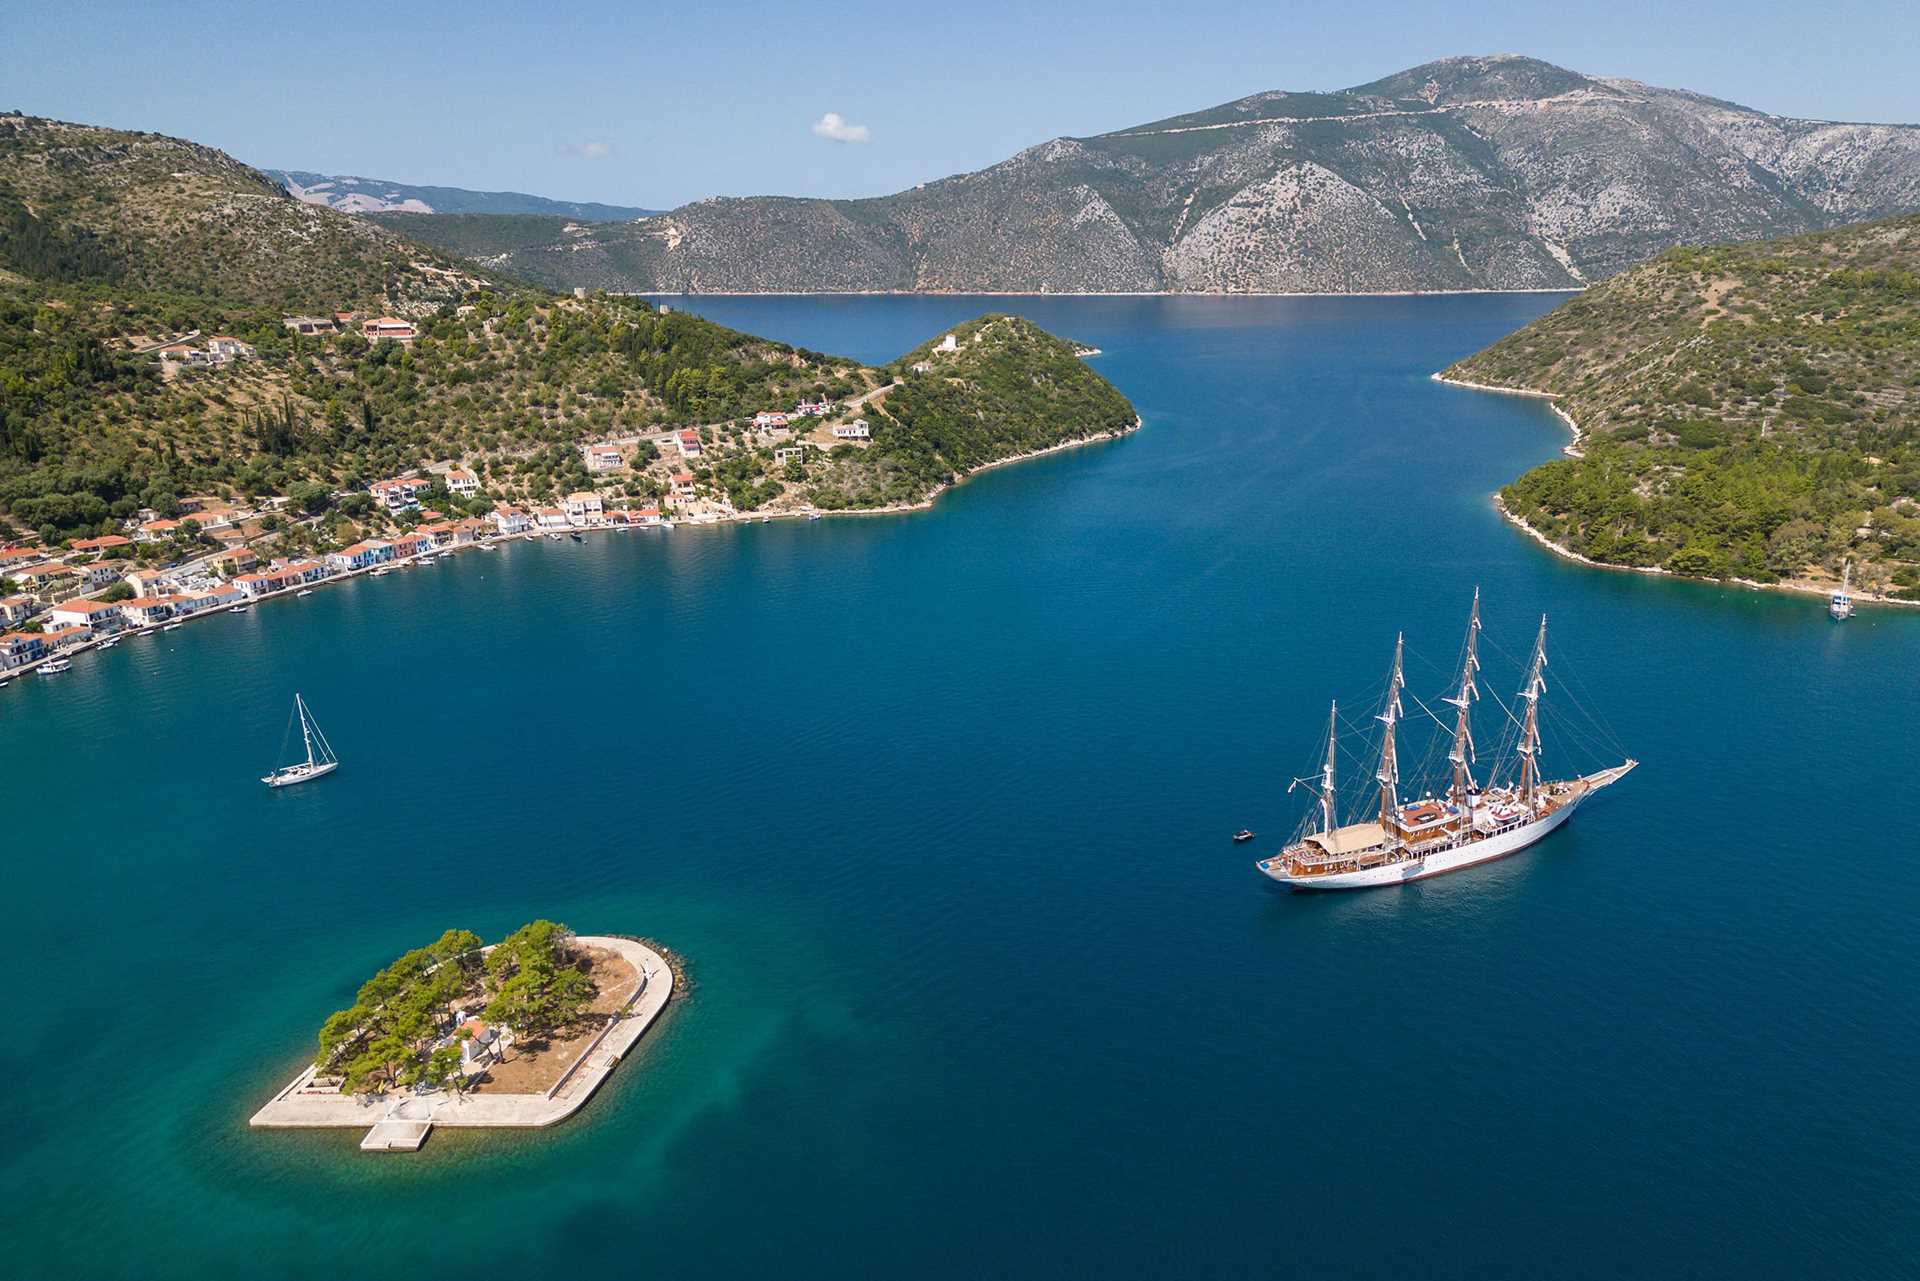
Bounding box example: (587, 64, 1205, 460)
(1440, 371, 1917, 611)
(1, 419, 1143, 685)
(1430, 372, 1584, 456)
(631, 288, 1585, 300)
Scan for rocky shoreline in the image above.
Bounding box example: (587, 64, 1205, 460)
(1446, 375, 1915, 612)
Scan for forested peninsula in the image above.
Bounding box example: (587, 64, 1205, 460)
(1446, 215, 1920, 599)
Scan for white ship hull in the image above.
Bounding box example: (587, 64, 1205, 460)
(262, 760, 339, 788)
(1259, 798, 1579, 891)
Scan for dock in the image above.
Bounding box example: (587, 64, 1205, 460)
(250, 935, 674, 1152)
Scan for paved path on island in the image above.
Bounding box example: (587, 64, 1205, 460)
(251, 936, 674, 1145)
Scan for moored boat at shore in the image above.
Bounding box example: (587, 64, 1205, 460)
(1257, 592, 1635, 892)
(38, 658, 73, 675)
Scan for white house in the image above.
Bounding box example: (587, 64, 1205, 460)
(677, 429, 703, 457)
(369, 478, 425, 511)
(205, 336, 256, 362)
(832, 419, 871, 440)
(445, 468, 480, 497)
(491, 505, 532, 536)
(937, 333, 959, 352)
(773, 446, 808, 464)
(118, 596, 177, 628)
(563, 492, 605, 527)
(47, 598, 124, 633)
(584, 446, 624, 473)
(535, 508, 571, 532)
(324, 541, 393, 574)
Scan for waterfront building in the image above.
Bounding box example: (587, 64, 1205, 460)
(535, 508, 571, 532)
(492, 505, 532, 536)
(118, 596, 177, 628)
(563, 492, 605, 527)
(0, 632, 49, 670)
(324, 541, 394, 574)
(47, 598, 125, 633)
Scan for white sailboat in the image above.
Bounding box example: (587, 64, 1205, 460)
(1257, 592, 1635, 891)
(1830, 560, 1854, 621)
(262, 693, 340, 788)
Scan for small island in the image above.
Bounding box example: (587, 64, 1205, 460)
(250, 922, 674, 1151)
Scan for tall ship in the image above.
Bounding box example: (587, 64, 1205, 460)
(1257, 592, 1635, 891)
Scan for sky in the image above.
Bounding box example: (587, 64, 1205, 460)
(5, 0, 1917, 210)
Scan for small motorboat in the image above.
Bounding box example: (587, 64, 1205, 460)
(570, 531, 583, 543)
(0, 678, 11, 688)
(807, 512, 822, 522)
(296, 588, 314, 597)
(1232, 829, 1256, 844)
(231, 604, 250, 613)
(138, 628, 156, 637)
(98, 637, 119, 649)
(478, 543, 496, 552)
(39, 658, 72, 674)
(546, 533, 562, 541)
(162, 622, 183, 632)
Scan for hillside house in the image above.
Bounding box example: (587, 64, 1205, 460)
(445, 468, 480, 497)
(678, 429, 704, 457)
(361, 317, 418, 343)
(370, 478, 426, 511)
(832, 420, 871, 440)
(585, 446, 624, 473)
(282, 315, 337, 335)
(0, 595, 36, 626)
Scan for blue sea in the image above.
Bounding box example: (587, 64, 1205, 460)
(3, 295, 1915, 1279)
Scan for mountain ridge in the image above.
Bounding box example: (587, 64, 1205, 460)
(373, 55, 1920, 295)
(264, 169, 655, 220)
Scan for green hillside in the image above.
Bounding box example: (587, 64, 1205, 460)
(1446, 214, 1920, 595)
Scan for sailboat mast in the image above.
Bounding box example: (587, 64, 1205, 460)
(1319, 699, 1339, 836)
(1376, 633, 1405, 828)
(1517, 616, 1549, 810)
(297, 694, 316, 768)
(1445, 589, 1482, 818)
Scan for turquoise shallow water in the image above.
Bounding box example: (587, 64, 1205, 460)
(3, 295, 1916, 1279)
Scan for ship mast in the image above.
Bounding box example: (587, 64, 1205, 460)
(1516, 616, 1549, 811)
(1443, 589, 1482, 821)
(297, 694, 316, 768)
(1375, 633, 1405, 829)
(1319, 699, 1339, 835)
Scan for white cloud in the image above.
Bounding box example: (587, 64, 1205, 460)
(559, 140, 612, 160)
(810, 112, 871, 144)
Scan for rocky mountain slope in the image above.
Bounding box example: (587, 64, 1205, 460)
(385, 55, 1920, 294)
(1446, 214, 1920, 594)
(0, 114, 499, 308)
(265, 169, 653, 220)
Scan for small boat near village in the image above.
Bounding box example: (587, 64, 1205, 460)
(1257, 591, 1635, 892)
(38, 658, 72, 675)
(262, 693, 339, 788)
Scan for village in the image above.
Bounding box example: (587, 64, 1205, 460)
(0, 379, 882, 684)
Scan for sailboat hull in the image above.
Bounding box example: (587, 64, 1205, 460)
(1259, 797, 1582, 891)
(262, 761, 339, 788)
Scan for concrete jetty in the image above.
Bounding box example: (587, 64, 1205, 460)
(251, 935, 673, 1151)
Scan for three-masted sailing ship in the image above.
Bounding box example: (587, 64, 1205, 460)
(262, 693, 339, 788)
(1257, 591, 1635, 891)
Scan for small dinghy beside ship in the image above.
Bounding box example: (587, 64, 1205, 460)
(1257, 591, 1635, 891)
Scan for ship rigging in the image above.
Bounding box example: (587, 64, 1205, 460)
(1258, 592, 1635, 891)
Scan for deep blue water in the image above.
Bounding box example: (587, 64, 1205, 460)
(4, 295, 1916, 1279)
